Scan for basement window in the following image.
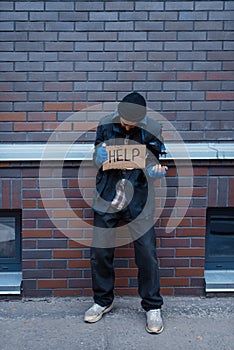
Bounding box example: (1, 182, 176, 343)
(0, 210, 22, 295)
(205, 207, 234, 292)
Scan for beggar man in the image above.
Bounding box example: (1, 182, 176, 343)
(84, 92, 167, 334)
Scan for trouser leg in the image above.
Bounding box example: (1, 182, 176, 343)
(90, 212, 118, 306)
(132, 226, 163, 311)
(91, 246, 115, 306)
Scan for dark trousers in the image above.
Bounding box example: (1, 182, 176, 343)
(90, 209, 163, 311)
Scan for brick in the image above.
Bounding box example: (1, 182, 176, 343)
(165, 2, 194, 10)
(194, 41, 223, 50)
(38, 239, 67, 249)
(46, 2, 74, 11)
(164, 62, 192, 71)
(29, 32, 57, 41)
(178, 32, 207, 41)
(53, 250, 82, 259)
(194, 62, 222, 71)
(44, 82, 72, 92)
(177, 72, 205, 80)
(0, 11, 28, 21)
(59, 32, 87, 41)
(28, 72, 57, 81)
(75, 62, 103, 71)
(0, 2, 13, 10)
(38, 280, 67, 289)
(150, 11, 177, 21)
(104, 62, 133, 71)
(29, 112, 56, 122)
(15, 62, 44, 71)
(15, 1, 44, 11)
(15, 21, 44, 31)
(88, 52, 117, 62)
(15, 42, 44, 52)
(165, 21, 193, 31)
(105, 41, 134, 51)
(120, 12, 148, 21)
(210, 11, 234, 20)
(105, 21, 134, 31)
(58, 72, 86, 81)
(177, 91, 204, 100)
(164, 82, 191, 90)
(0, 92, 26, 102)
(135, 42, 163, 51)
(161, 238, 190, 248)
(88, 71, 117, 81)
(118, 72, 146, 81)
(176, 268, 203, 277)
(44, 102, 72, 112)
(164, 42, 193, 51)
(88, 31, 117, 41)
(121, 32, 148, 42)
(89, 12, 118, 21)
(29, 52, 57, 61)
(45, 62, 73, 71)
(176, 227, 206, 237)
(0, 83, 12, 92)
(135, 2, 164, 10)
(104, 82, 132, 91)
(209, 51, 234, 60)
(161, 277, 189, 287)
(192, 101, 220, 110)
(176, 248, 205, 257)
(46, 22, 74, 31)
(195, 21, 223, 30)
(0, 42, 13, 51)
(0, 112, 26, 122)
(206, 92, 234, 101)
(0, 122, 12, 131)
(14, 102, 42, 111)
(75, 21, 104, 31)
(135, 21, 163, 31)
(0, 22, 14, 31)
(30, 12, 58, 21)
(134, 62, 162, 71)
(75, 41, 103, 51)
(0, 62, 13, 71)
(179, 11, 207, 20)
(148, 32, 176, 41)
(225, 1, 234, 10)
(105, 2, 134, 11)
(68, 260, 90, 268)
(59, 12, 88, 21)
(0, 52, 27, 62)
(191, 238, 205, 247)
(23, 250, 51, 260)
(0, 102, 12, 111)
(45, 42, 73, 51)
(196, 1, 223, 10)
(1, 32, 28, 41)
(75, 2, 104, 11)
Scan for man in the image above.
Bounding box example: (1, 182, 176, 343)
(84, 92, 167, 334)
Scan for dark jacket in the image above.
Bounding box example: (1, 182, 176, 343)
(92, 113, 165, 219)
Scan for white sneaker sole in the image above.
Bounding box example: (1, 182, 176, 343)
(84, 304, 113, 323)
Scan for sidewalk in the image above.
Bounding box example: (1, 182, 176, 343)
(0, 296, 233, 350)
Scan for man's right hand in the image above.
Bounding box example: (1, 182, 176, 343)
(96, 146, 108, 165)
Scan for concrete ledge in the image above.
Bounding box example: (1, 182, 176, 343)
(0, 142, 233, 161)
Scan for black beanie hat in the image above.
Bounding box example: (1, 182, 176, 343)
(118, 91, 146, 122)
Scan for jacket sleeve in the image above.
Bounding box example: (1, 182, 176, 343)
(93, 123, 105, 167)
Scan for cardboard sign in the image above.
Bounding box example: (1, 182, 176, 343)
(102, 144, 146, 170)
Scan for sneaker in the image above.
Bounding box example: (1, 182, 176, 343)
(84, 303, 113, 323)
(146, 309, 164, 334)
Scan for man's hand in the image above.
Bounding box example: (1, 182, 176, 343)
(148, 164, 168, 179)
(96, 146, 108, 165)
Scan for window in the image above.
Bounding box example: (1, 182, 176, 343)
(0, 210, 22, 272)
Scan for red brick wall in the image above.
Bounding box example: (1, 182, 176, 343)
(0, 160, 233, 297)
(0, 1, 234, 142)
